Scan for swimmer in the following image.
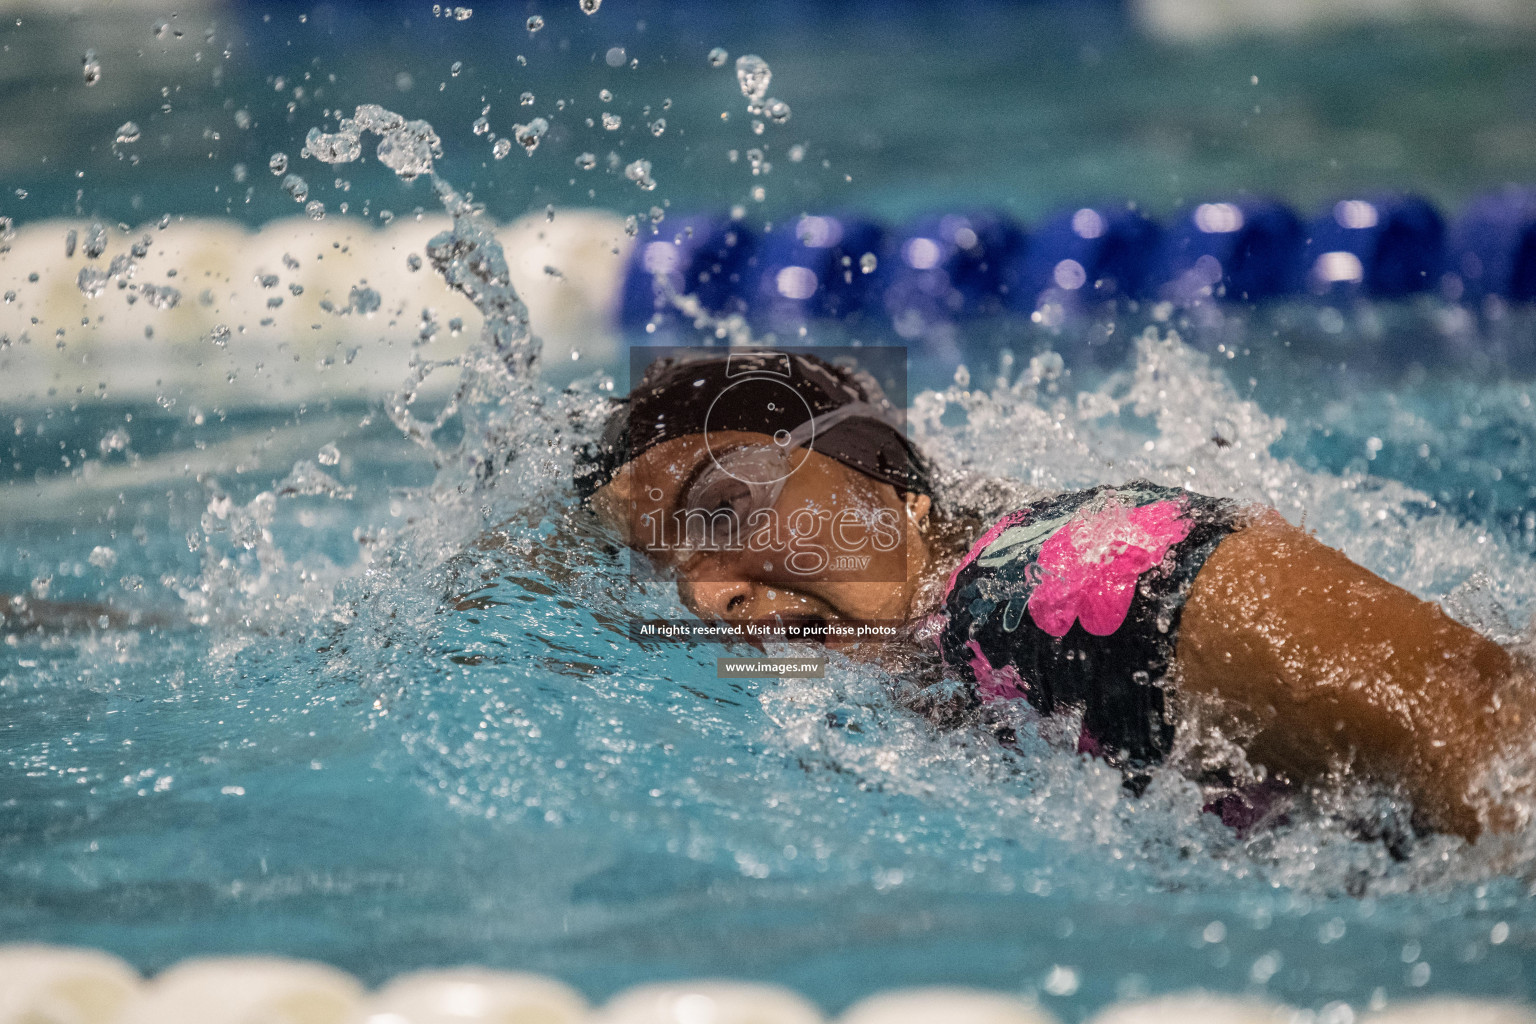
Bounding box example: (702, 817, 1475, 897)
(578, 349, 1536, 843)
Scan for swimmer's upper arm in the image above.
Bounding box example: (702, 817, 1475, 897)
(1177, 516, 1530, 840)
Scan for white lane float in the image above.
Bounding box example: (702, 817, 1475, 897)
(117, 956, 363, 1024)
(351, 968, 588, 1024)
(591, 981, 825, 1024)
(0, 944, 141, 1024)
(1363, 999, 1536, 1023)
(1131, 0, 1536, 42)
(836, 987, 1059, 1024)
(0, 210, 631, 404)
(1087, 992, 1296, 1023)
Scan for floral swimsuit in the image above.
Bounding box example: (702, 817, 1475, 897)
(939, 482, 1241, 769)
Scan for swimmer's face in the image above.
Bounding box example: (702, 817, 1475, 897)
(592, 430, 933, 630)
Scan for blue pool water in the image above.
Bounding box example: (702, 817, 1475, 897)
(5, 3, 1536, 1021)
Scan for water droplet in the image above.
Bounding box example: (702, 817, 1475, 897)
(82, 50, 101, 86)
(82, 222, 107, 259)
(269, 152, 288, 175)
(348, 284, 381, 315)
(282, 174, 310, 202)
(492, 138, 512, 159)
(649, 118, 666, 136)
(472, 116, 491, 135)
(574, 152, 597, 170)
(764, 98, 791, 124)
(234, 109, 252, 130)
(735, 54, 771, 105)
(605, 46, 626, 67)
(598, 88, 613, 103)
(624, 158, 656, 191)
(115, 121, 141, 144)
(601, 112, 621, 131)
(140, 282, 181, 310)
(98, 427, 131, 453)
(520, 91, 535, 106)
(306, 125, 362, 163)
(579, 0, 601, 14)
(64, 228, 77, 258)
(526, 14, 544, 32)
(450, 61, 462, 77)
(513, 117, 548, 153)
(860, 252, 878, 274)
(318, 442, 341, 466)
(76, 267, 109, 298)
(406, 253, 423, 272)
(362, 106, 442, 181)
(708, 47, 728, 67)
(305, 200, 325, 220)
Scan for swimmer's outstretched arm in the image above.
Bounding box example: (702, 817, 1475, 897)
(1178, 513, 1535, 841)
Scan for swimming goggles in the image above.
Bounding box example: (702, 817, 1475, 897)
(676, 401, 892, 551)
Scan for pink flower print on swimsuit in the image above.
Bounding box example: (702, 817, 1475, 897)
(964, 639, 1029, 701)
(1025, 495, 1193, 638)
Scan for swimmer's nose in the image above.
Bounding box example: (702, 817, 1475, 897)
(682, 579, 754, 620)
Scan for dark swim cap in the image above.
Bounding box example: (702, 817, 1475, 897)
(574, 349, 931, 501)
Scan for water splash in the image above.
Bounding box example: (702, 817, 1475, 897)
(624, 159, 656, 191)
(82, 221, 107, 259)
(735, 54, 771, 112)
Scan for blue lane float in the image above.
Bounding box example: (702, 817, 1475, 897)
(747, 214, 889, 330)
(618, 215, 758, 332)
(619, 189, 1536, 339)
(1301, 194, 1444, 298)
(1001, 205, 1161, 309)
(880, 212, 1027, 337)
(1445, 187, 1536, 303)
(1153, 198, 1304, 303)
